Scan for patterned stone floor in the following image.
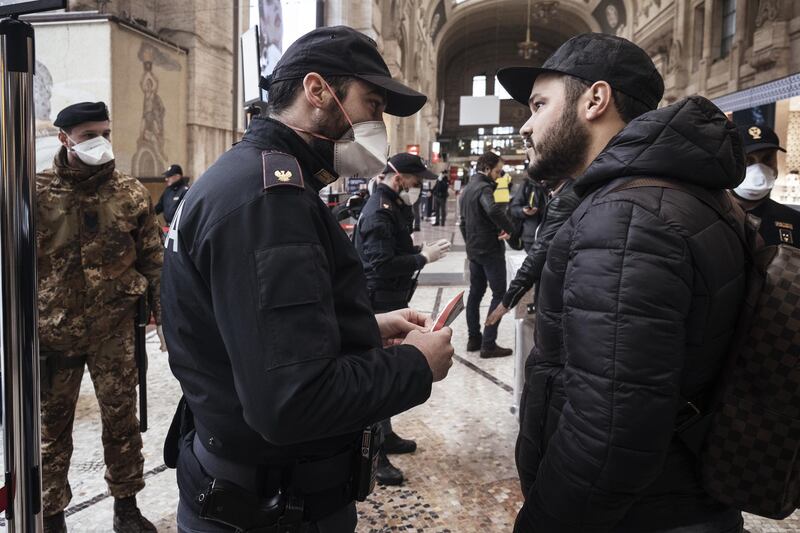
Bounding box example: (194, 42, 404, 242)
(1, 209, 798, 532)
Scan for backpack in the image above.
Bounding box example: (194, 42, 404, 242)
(616, 177, 800, 520)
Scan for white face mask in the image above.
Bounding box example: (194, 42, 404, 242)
(399, 186, 421, 206)
(734, 163, 776, 201)
(333, 121, 389, 178)
(65, 134, 115, 166)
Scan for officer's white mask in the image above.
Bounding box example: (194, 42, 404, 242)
(63, 131, 115, 166)
(326, 81, 388, 179)
(389, 162, 422, 206)
(734, 163, 776, 201)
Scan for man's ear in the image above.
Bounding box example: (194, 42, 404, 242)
(57, 130, 70, 148)
(303, 72, 330, 110)
(584, 81, 614, 122)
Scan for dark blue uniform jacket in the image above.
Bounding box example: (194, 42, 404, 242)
(161, 117, 432, 464)
(356, 183, 425, 294)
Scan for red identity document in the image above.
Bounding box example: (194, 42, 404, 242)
(432, 290, 465, 331)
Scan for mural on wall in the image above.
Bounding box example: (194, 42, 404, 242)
(132, 42, 181, 177)
(593, 0, 626, 36)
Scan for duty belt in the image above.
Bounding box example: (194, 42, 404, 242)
(192, 433, 353, 496)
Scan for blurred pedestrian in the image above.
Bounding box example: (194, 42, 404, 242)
(459, 151, 515, 358)
(155, 164, 189, 226)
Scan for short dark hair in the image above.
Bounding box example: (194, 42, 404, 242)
(268, 75, 354, 115)
(563, 75, 652, 124)
(477, 151, 502, 173)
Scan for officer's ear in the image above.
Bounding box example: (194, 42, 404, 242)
(303, 72, 332, 110)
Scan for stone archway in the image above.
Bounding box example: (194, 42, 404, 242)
(432, 0, 595, 166)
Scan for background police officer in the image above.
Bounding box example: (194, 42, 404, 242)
(732, 123, 800, 247)
(356, 152, 451, 486)
(37, 102, 164, 533)
(155, 163, 189, 226)
(161, 27, 455, 533)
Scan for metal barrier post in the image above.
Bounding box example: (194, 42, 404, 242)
(0, 15, 43, 533)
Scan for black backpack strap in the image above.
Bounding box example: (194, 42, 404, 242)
(611, 177, 757, 260)
(610, 177, 759, 457)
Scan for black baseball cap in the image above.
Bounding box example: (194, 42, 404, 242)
(737, 123, 785, 154)
(383, 153, 436, 179)
(53, 101, 109, 129)
(260, 26, 427, 117)
(497, 33, 664, 111)
(163, 164, 183, 177)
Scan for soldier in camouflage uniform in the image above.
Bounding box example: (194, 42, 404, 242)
(36, 102, 165, 533)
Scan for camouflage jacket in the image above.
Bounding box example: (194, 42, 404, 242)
(36, 148, 163, 351)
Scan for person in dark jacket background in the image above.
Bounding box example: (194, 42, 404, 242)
(508, 175, 547, 252)
(432, 170, 450, 226)
(356, 152, 451, 486)
(498, 33, 747, 533)
(486, 176, 580, 327)
(731, 123, 800, 247)
(155, 164, 189, 226)
(459, 151, 516, 358)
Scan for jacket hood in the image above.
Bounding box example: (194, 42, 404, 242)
(575, 96, 745, 196)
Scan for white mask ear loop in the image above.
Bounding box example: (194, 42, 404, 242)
(322, 79, 355, 129)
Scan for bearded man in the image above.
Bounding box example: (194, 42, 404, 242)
(498, 33, 748, 533)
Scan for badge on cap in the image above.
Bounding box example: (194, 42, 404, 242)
(262, 151, 304, 191)
(748, 127, 762, 140)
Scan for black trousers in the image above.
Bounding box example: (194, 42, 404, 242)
(466, 253, 507, 347)
(434, 196, 447, 225)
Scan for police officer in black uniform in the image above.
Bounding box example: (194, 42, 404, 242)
(356, 153, 451, 486)
(733, 123, 800, 247)
(155, 164, 189, 226)
(161, 26, 455, 533)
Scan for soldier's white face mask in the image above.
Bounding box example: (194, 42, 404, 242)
(64, 133, 115, 166)
(734, 163, 776, 201)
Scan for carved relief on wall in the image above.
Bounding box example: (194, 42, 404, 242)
(132, 43, 181, 177)
(635, 0, 672, 31)
(667, 39, 682, 74)
(755, 0, 779, 28)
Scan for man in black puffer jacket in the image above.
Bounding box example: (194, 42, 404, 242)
(498, 34, 747, 533)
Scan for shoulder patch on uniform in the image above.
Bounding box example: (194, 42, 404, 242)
(262, 151, 304, 191)
(379, 194, 393, 211)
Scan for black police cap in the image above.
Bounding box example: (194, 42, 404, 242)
(163, 164, 183, 177)
(383, 153, 436, 179)
(737, 123, 785, 155)
(497, 33, 664, 111)
(260, 26, 427, 117)
(53, 101, 110, 129)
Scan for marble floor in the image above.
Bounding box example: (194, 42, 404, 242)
(2, 202, 799, 532)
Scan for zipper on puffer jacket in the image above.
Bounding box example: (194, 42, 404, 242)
(538, 368, 563, 457)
